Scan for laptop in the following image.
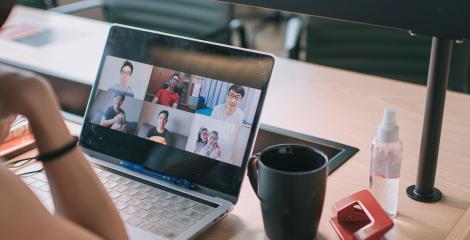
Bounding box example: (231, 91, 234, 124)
(25, 24, 274, 240)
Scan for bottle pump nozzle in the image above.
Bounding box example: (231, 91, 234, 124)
(377, 107, 399, 143)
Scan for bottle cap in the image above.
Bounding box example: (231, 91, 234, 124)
(377, 107, 399, 143)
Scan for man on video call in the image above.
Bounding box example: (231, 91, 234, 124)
(99, 94, 127, 132)
(211, 85, 245, 124)
(152, 73, 180, 108)
(146, 110, 173, 145)
(108, 60, 135, 98)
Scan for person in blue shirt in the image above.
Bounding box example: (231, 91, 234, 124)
(99, 94, 127, 132)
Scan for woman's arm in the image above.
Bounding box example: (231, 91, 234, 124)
(28, 79, 128, 240)
(0, 66, 128, 240)
(0, 164, 105, 240)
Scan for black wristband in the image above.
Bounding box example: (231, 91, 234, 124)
(37, 136, 79, 162)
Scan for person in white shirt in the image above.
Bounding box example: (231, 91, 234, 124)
(210, 85, 245, 124)
(108, 60, 134, 98)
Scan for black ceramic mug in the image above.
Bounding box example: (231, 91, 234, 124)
(248, 144, 328, 240)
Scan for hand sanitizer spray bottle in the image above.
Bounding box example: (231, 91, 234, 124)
(370, 107, 402, 217)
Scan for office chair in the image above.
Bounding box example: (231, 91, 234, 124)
(285, 16, 470, 93)
(50, 0, 248, 48)
(16, 0, 57, 9)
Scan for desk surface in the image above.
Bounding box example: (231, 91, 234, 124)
(4, 5, 470, 240)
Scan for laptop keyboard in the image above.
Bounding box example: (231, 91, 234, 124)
(23, 167, 215, 240)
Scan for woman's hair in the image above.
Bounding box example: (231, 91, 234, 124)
(209, 131, 219, 140)
(197, 127, 208, 143)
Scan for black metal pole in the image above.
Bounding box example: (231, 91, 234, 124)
(406, 37, 453, 202)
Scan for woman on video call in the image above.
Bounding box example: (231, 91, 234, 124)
(198, 131, 222, 160)
(194, 127, 209, 153)
(0, 2, 128, 239)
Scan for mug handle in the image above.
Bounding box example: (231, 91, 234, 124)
(247, 154, 260, 198)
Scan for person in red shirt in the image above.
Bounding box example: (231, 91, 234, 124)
(152, 73, 180, 108)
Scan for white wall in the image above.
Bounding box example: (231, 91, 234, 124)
(98, 55, 153, 100)
(230, 126, 252, 166)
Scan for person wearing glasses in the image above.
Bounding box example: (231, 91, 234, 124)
(210, 85, 245, 124)
(193, 127, 209, 153)
(198, 131, 222, 160)
(108, 60, 135, 98)
(0, 3, 128, 239)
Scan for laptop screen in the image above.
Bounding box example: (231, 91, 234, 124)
(80, 25, 274, 198)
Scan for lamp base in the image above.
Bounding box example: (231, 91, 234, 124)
(406, 185, 442, 203)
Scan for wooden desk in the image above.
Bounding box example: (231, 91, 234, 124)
(4, 5, 470, 240)
(230, 58, 470, 240)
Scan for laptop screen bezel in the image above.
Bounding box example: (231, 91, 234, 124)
(79, 25, 274, 203)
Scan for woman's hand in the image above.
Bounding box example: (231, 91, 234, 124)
(0, 64, 72, 153)
(0, 64, 52, 119)
(0, 65, 129, 240)
(0, 64, 50, 143)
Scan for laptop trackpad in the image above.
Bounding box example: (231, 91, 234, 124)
(127, 224, 167, 240)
